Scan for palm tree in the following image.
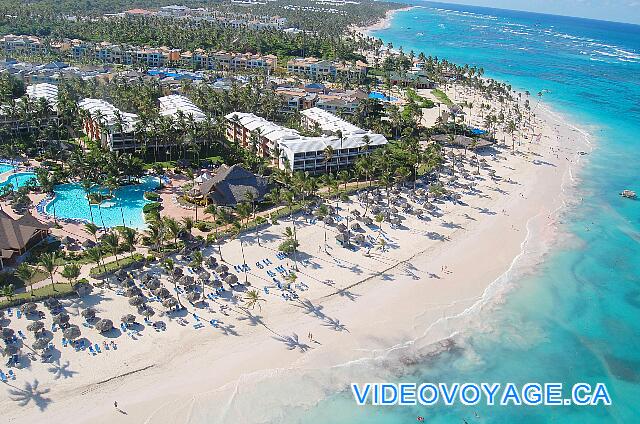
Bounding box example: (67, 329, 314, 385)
(244, 289, 265, 311)
(119, 226, 137, 259)
(15, 264, 35, 296)
(2, 284, 15, 302)
(61, 263, 80, 288)
(323, 145, 334, 175)
(102, 232, 121, 266)
(163, 217, 181, 248)
(85, 247, 104, 274)
(205, 204, 223, 260)
(39, 252, 58, 292)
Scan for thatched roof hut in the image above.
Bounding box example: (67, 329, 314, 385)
(95, 319, 113, 333)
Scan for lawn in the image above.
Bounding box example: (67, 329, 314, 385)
(431, 88, 453, 106)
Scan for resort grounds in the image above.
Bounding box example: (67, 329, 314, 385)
(1, 82, 591, 423)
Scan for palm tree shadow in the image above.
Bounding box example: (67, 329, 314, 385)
(337, 288, 360, 301)
(322, 316, 349, 332)
(48, 360, 77, 380)
(295, 299, 325, 319)
(219, 323, 240, 336)
(236, 311, 265, 327)
(272, 333, 310, 352)
(8, 379, 52, 411)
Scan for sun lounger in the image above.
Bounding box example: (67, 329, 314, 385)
(263, 287, 269, 294)
(62, 338, 68, 348)
(104, 341, 110, 351)
(89, 346, 95, 355)
(7, 308, 12, 317)
(8, 369, 15, 380)
(111, 341, 117, 350)
(17, 330, 25, 339)
(209, 319, 219, 328)
(192, 313, 200, 322)
(95, 344, 101, 353)
(193, 322, 204, 329)
(16, 310, 22, 319)
(82, 322, 92, 328)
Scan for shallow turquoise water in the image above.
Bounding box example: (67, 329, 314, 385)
(0, 171, 38, 189)
(45, 177, 158, 229)
(0, 163, 14, 174)
(278, 2, 640, 423)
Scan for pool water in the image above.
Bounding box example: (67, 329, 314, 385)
(0, 172, 38, 189)
(0, 163, 15, 174)
(368, 91, 399, 102)
(45, 177, 159, 229)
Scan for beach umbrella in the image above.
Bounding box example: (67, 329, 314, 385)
(206, 257, 218, 268)
(154, 287, 172, 299)
(145, 279, 161, 290)
(363, 217, 374, 226)
(20, 302, 38, 315)
(351, 209, 361, 217)
(81, 308, 96, 320)
(179, 275, 195, 286)
(44, 297, 61, 310)
(172, 268, 184, 278)
(63, 325, 81, 341)
(391, 217, 401, 226)
(82, 239, 96, 249)
(27, 321, 45, 333)
(60, 236, 75, 246)
(198, 271, 210, 282)
(115, 269, 128, 280)
(140, 273, 152, 283)
(32, 338, 49, 351)
(162, 298, 178, 309)
(121, 314, 136, 325)
(336, 223, 347, 233)
(354, 234, 366, 244)
(75, 282, 93, 297)
(125, 287, 142, 297)
(53, 313, 70, 326)
(138, 306, 155, 317)
(95, 319, 113, 333)
(215, 264, 229, 274)
(225, 274, 238, 285)
(350, 223, 362, 231)
(323, 216, 334, 225)
(186, 292, 200, 303)
(2, 344, 19, 356)
(2, 327, 15, 340)
(121, 279, 135, 289)
(128, 296, 145, 307)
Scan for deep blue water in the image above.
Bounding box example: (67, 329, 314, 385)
(286, 2, 640, 423)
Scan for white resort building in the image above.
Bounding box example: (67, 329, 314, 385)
(225, 109, 386, 174)
(158, 95, 206, 122)
(78, 99, 139, 151)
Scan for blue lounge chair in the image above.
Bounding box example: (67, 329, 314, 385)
(95, 344, 101, 353)
(263, 287, 269, 294)
(209, 319, 219, 328)
(16, 310, 22, 319)
(89, 345, 95, 355)
(8, 369, 15, 380)
(192, 313, 200, 322)
(0, 371, 7, 383)
(17, 330, 26, 339)
(62, 338, 68, 348)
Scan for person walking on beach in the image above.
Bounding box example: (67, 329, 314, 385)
(114, 401, 118, 409)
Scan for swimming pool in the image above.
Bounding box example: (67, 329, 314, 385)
(369, 91, 399, 102)
(44, 177, 159, 229)
(0, 163, 15, 174)
(0, 172, 38, 189)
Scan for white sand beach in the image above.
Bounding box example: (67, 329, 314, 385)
(2, 79, 591, 422)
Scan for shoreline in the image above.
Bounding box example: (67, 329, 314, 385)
(2, 85, 591, 422)
(351, 6, 417, 37)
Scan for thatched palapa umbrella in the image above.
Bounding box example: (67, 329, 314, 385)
(153, 287, 171, 299)
(95, 319, 113, 333)
(63, 325, 81, 341)
(121, 279, 135, 289)
(323, 216, 334, 225)
(128, 296, 145, 307)
(32, 338, 49, 351)
(215, 264, 228, 274)
(363, 217, 374, 226)
(27, 320, 45, 333)
(2, 344, 19, 356)
(81, 308, 97, 320)
(44, 297, 61, 310)
(2, 327, 15, 340)
(186, 292, 200, 303)
(125, 287, 142, 297)
(162, 297, 178, 309)
(145, 279, 161, 290)
(225, 274, 238, 285)
(179, 275, 195, 286)
(53, 313, 70, 326)
(121, 314, 136, 325)
(20, 302, 38, 315)
(138, 306, 155, 317)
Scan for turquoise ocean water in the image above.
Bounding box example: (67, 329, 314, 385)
(276, 2, 640, 423)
